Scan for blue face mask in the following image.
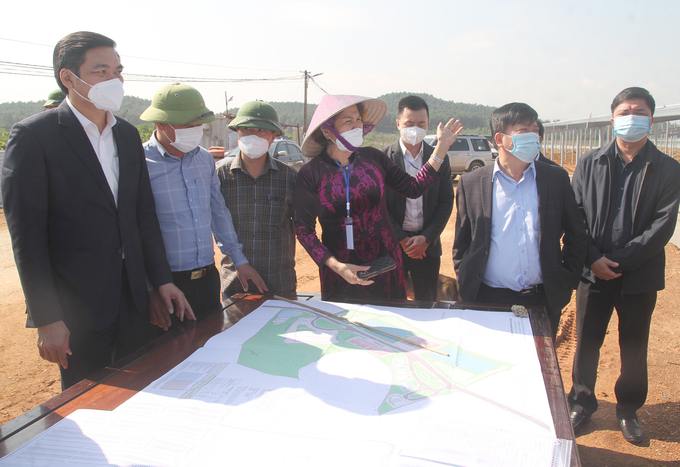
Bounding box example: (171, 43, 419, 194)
(614, 115, 650, 143)
(502, 132, 541, 163)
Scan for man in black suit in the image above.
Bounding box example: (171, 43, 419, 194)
(383, 96, 454, 301)
(452, 103, 588, 340)
(2, 31, 192, 389)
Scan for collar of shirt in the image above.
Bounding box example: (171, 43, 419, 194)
(614, 142, 645, 167)
(231, 152, 277, 174)
(492, 158, 536, 184)
(147, 132, 200, 161)
(66, 96, 117, 136)
(398, 138, 424, 163)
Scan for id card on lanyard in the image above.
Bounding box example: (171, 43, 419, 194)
(334, 160, 354, 250)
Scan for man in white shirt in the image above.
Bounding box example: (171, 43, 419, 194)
(2, 31, 191, 389)
(383, 96, 454, 301)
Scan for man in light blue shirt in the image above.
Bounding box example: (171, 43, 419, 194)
(453, 103, 588, 341)
(141, 83, 265, 331)
(483, 152, 542, 291)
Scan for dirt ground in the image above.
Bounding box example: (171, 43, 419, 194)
(1, 178, 679, 465)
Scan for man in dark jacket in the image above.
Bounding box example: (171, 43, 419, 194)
(2, 32, 192, 389)
(383, 96, 454, 301)
(536, 120, 558, 166)
(568, 87, 680, 444)
(453, 103, 588, 341)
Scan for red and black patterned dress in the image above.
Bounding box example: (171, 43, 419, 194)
(293, 147, 440, 300)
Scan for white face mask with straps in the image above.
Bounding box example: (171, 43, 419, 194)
(239, 135, 270, 159)
(69, 71, 125, 112)
(165, 125, 204, 154)
(400, 126, 426, 146)
(332, 128, 364, 152)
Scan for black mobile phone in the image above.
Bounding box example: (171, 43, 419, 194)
(356, 256, 397, 280)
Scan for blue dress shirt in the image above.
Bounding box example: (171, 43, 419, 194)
(144, 135, 247, 271)
(483, 160, 543, 291)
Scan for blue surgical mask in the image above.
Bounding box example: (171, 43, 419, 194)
(501, 132, 541, 163)
(614, 115, 650, 143)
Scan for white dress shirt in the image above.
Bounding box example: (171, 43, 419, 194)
(67, 98, 119, 205)
(399, 138, 424, 231)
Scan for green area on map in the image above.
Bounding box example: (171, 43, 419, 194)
(237, 308, 513, 414)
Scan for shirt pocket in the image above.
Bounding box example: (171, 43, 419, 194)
(261, 195, 289, 230)
(194, 176, 212, 212)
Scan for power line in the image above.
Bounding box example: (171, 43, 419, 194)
(0, 61, 304, 83)
(0, 37, 51, 48)
(309, 76, 329, 95)
(0, 37, 298, 73)
(311, 76, 338, 95)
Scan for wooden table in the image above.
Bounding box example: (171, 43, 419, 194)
(0, 293, 580, 466)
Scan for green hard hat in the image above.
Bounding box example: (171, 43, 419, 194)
(228, 100, 283, 134)
(140, 82, 215, 125)
(44, 89, 66, 108)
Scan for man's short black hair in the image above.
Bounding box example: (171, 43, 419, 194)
(537, 120, 544, 139)
(611, 87, 655, 116)
(53, 31, 117, 94)
(489, 102, 538, 136)
(398, 95, 429, 118)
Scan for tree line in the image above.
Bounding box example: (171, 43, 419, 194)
(0, 92, 497, 150)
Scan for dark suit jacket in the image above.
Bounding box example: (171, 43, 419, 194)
(382, 140, 454, 256)
(538, 153, 559, 166)
(1, 101, 172, 331)
(452, 161, 588, 314)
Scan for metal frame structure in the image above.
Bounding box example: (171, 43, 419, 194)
(542, 104, 680, 166)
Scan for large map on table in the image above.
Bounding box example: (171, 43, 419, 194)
(1, 300, 572, 467)
(239, 306, 512, 415)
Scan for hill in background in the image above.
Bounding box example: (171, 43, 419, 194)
(0, 92, 496, 143)
(247, 92, 495, 136)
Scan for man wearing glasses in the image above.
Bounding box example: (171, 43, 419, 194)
(141, 83, 265, 332)
(453, 102, 588, 342)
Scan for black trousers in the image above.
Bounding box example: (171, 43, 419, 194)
(476, 282, 560, 342)
(401, 247, 440, 302)
(60, 268, 148, 390)
(569, 278, 656, 419)
(150, 264, 221, 339)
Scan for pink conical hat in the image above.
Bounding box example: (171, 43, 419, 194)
(301, 95, 387, 158)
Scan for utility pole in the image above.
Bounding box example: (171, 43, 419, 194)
(302, 70, 322, 137)
(303, 71, 309, 136)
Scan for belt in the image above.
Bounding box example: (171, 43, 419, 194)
(172, 263, 214, 281)
(404, 230, 423, 237)
(518, 284, 544, 296)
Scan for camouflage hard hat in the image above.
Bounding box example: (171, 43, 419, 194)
(140, 82, 215, 125)
(228, 100, 283, 135)
(44, 89, 66, 108)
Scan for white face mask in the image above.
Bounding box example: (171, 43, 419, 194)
(333, 127, 364, 152)
(165, 125, 203, 154)
(400, 126, 427, 146)
(239, 135, 270, 159)
(70, 72, 124, 111)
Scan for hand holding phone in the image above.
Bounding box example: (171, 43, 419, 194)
(356, 256, 397, 280)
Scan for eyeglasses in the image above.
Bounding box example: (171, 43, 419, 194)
(186, 111, 214, 125)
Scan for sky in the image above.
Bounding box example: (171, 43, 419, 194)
(1, 0, 679, 123)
